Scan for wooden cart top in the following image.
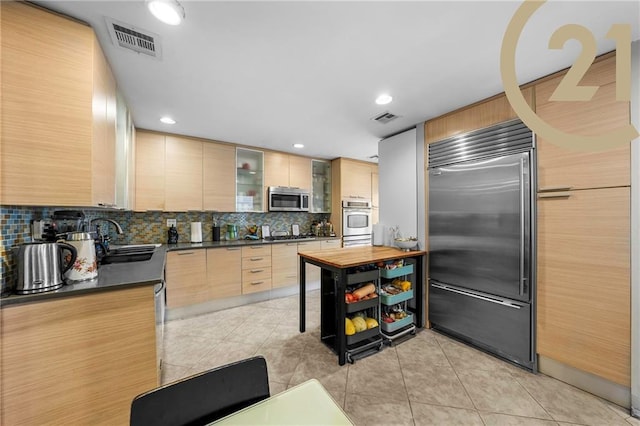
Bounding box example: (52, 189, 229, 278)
(298, 246, 426, 269)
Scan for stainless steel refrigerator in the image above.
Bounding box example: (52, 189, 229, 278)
(428, 119, 535, 370)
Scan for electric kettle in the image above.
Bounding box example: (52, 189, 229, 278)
(63, 232, 98, 282)
(14, 241, 77, 294)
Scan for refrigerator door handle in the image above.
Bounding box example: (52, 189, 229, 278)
(431, 282, 523, 309)
(519, 157, 525, 296)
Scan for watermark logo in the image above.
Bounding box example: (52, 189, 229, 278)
(500, 0, 638, 152)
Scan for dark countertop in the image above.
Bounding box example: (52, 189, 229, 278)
(1, 236, 340, 307)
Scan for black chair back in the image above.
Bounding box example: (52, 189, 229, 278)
(130, 356, 270, 426)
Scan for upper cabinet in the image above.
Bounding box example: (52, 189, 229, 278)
(165, 136, 203, 211)
(92, 40, 117, 207)
(311, 160, 331, 213)
(264, 152, 312, 191)
(425, 88, 534, 144)
(336, 158, 376, 200)
(203, 142, 236, 212)
(0, 2, 117, 207)
(330, 158, 378, 235)
(264, 152, 290, 189)
(236, 148, 264, 212)
(535, 55, 630, 191)
(135, 131, 166, 211)
(288, 155, 312, 190)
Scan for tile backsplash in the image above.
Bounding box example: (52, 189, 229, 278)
(0, 205, 329, 296)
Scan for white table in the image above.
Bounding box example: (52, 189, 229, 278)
(212, 379, 354, 425)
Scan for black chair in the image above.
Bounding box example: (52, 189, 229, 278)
(130, 356, 270, 426)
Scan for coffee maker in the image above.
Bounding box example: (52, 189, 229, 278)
(42, 210, 86, 241)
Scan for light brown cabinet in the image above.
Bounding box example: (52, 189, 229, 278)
(0, 286, 157, 425)
(535, 55, 630, 190)
(298, 240, 322, 283)
(272, 242, 299, 289)
(424, 88, 534, 144)
(166, 250, 208, 309)
(537, 187, 630, 386)
(241, 245, 272, 294)
(534, 53, 631, 387)
(320, 239, 341, 250)
(135, 131, 166, 211)
(289, 155, 312, 190)
(1, 2, 117, 207)
(264, 152, 312, 190)
(165, 136, 203, 211)
(207, 247, 242, 299)
(203, 142, 237, 212)
(330, 158, 378, 237)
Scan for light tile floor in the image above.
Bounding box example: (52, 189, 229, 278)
(162, 290, 638, 426)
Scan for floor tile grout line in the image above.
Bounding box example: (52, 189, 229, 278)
(509, 372, 558, 423)
(433, 332, 481, 414)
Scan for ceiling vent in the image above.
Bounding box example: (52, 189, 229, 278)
(371, 111, 399, 124)
(105, 17, 162, 59)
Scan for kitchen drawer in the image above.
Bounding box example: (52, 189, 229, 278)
(242, 255, 271, 269)
(321, 239, 341, 250)
(242, 245, 271, 257)
(242, 277, 272, 294)
(242, 267, 271, 282)
(272, 270, 298, 288)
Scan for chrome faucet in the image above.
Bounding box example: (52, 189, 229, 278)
(90, 218, 124, 234)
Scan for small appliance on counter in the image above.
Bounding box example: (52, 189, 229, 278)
(14, 241, 77, 294)
(42, 210, 86, 242)
(226, 224, 238, 240)
(168, 225, 179, 244)
(212, 219, 221, 241)
(190, 222, 203, 243)
(62, 232, 98, 282)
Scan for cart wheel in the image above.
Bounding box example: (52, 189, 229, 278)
(346, 354, 354, 364)
(410, 329, 417, 335)
(378, 343, 384, 351)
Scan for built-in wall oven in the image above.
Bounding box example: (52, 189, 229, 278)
(342, 199, 372, 247)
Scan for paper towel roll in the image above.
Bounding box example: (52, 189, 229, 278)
(372, 223, 385, 246)
(190, 222, 203, 243)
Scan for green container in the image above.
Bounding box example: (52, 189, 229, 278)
(379, 264, 413, 279)
(380, 289, 414, 306)
(381, 313, 414, 333)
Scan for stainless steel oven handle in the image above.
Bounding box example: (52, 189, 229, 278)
(431, 282, 522, 309)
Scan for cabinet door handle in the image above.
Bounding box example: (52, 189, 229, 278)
(539, 186, 572, 192)
(537, 192, 571, 199)
(226, 248, 241, 251)
(250, 257, 263, 261)
(250, 281, 264, 285)
(286, 275, 297, 279)
(177, 251, 195, 255)
(286, 243, 297, 246)
(250, 246, 263, 250)
(250, 269, 264, 273)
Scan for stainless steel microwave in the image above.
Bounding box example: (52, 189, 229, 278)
(268, 187, 310, 212)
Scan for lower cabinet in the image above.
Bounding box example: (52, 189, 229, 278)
(272, 242, 299, 289)
(166, 250, 207, 309)
(0, 286, 157, 425)
(298, 240, 322, 283)
(241, 245, 272, 294)
(537, 187, 630, 386)
(207, 247, 241, 299)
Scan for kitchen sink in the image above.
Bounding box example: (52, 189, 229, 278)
(100, 244, 161, 264)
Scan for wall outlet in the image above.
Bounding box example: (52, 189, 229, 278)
(167, 218, 177, 227)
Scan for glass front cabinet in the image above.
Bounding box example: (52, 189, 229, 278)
(236, 148, 264, 212)
(311, 159, 331, 213)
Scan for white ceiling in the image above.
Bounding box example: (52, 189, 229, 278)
(35, 1, 639, 162)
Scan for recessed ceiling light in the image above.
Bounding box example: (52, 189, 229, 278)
(146, 0, 185, 26)
(160, 116, 176, 124)
(375, 94, 393, 105)
(293, 143, 305, 149)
